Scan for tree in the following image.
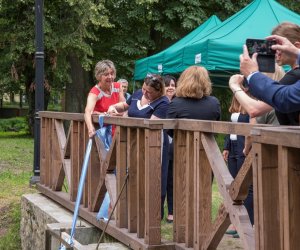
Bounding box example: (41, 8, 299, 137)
(0, 0, 299, 124)
(0, 0, 112, 133)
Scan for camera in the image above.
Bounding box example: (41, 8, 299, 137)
(245, 38, 276, 73)
(246, 39, 276, 56)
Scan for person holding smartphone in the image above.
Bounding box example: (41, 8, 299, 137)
(232, 35, 300, 114)
(231, 23, 300, 125)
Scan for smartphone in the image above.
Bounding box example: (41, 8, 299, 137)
(246, 39, 276, 56)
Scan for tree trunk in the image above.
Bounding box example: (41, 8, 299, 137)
(64, 53, 92, 113)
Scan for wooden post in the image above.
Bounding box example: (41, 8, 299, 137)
(194, 132, 212, 249)
(278, 146, 300, 250)
(127, 128, 138, 233)
(185, 131, 194, 247)
(116, 126, 128, 228)
(70, 121, 80, 202)
(253, 143, 280, 250)
(137, 128, 145, 238)
(40, 117, 46, 184)
(173, 130, 187, 243)
(144, 128, 161, 245)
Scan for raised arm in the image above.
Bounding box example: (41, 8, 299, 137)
(229, 74, 273, 117)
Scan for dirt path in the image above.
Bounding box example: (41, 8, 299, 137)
(218, 234, 243, 249)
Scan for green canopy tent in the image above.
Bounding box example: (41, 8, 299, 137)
(134, 0, 300, 87)
(133, 15, 221, 80)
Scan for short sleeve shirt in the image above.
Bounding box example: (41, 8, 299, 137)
(89, 82, 121, 112)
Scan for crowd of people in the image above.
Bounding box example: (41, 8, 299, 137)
(83, 21, 300, 233)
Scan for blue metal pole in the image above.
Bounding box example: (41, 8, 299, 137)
(60, 138, 93, 249)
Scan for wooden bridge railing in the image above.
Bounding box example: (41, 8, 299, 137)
(37, 111, 300, 250)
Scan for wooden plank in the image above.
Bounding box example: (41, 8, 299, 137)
(101, 116, 176, 130)
(288, 148, 300, 250)
(52, 119, 64, 191)
(144, 129, 161, 245)
(45, 118, 52, 187)
(78, 121, 85, 181)
(116, 126, 128, 228)
(192, 132, 199, 250)
(39, 111, 84, 121)
(88, 138, 101, 210)
(81, 122, 89, 206)
(63, 159, 71, 189)
(253, 143, 280, 250)
(70, 121, 79, 202)
(202, 203, 231, 249)
(251, 127, 300, 148)
(40, 117, 46, 185)
(252, 143, 261, 250)
(91, 135, 117, 211)
(185, 132, 194, 247)
(278, 147, 300, 250)
(201, 133, 254, 250)
(90, 136, 107, 212)
(64, 122, 71, 158)
(76, 121, 86, 204)
(106, 173, 117, 207)
(53, 120, 67, 190)
(229, 153, 253, 201)
(101, 133, 117, 172)
(177, 119, 261, 135)
(127, 128, 138, 233)
(55, 120, 66, 152)
(63, 125, 72, 188)
(195, 134, 212, 249)
(38, 182, 175, 250)
(200, 134, 233, 190)
(107, 137, 117, 171)
(278, 146, 289, 250)
(173, 130, 187, 243)
(137, 128, 145, 238)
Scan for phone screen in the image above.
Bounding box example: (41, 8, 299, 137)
(246, 39, 276, 56)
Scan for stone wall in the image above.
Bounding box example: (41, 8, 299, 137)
(20, 193, 128, 250)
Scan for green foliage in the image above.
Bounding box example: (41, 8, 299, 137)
(0, 117, 29, 133)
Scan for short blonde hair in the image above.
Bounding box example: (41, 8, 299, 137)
(176, 66, 212, 99)
(94, 60, 116, 80)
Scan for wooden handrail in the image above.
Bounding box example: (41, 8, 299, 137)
(37, 112, 300, 250)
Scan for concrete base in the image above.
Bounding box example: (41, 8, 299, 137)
(21, 193, 128, 250)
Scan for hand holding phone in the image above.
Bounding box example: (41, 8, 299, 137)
(246, 39, 276, 56)
(245, 38, 276, 73)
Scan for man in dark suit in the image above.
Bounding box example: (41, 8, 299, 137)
(230, 35, 300, 113)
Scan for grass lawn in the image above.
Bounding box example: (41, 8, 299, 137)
(0, 131, 36, 249)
